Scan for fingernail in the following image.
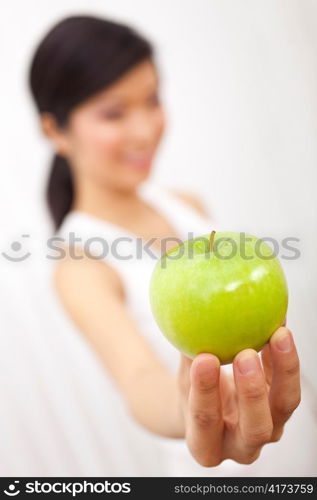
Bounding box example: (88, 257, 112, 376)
(237, 351, 258, 375)
(275, 330, 292, 352)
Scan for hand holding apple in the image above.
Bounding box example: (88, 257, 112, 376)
(149, 231, 299, 465)
(176, 327, 300, 466)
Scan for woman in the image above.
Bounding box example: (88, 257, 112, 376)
(29, 15, 303, 475)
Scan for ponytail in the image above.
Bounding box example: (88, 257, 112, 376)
(46, 154, 73, 230)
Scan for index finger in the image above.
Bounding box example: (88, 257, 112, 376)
(186, 353, 223, 467)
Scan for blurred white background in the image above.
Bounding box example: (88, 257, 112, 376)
(0, 0, 316, 475)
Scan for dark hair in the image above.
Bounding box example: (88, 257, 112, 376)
(29, 15, 153, 230)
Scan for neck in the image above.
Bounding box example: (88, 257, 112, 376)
(71, 174, 143, 222)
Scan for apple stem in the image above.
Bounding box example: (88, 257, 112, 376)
(209, 230, 216, 252)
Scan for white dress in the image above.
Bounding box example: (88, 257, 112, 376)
(54, 180, 317, 477)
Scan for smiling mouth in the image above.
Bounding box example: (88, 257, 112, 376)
(123, 153, 153, 169)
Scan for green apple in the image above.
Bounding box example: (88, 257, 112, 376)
(149, 231, 288, 364)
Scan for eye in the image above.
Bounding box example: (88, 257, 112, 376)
(97, 108, 124, 120)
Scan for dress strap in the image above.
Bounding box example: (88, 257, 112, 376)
(138, 181, 219, 240)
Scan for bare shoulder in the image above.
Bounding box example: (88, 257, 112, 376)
(168, 188, 210, 217)
(53, 245, 125, 301)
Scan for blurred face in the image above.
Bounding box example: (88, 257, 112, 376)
(60, 59, 165, 191)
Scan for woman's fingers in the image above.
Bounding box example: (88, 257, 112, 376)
(262, 317, 287, 382)
(233, 349, 273, 457)
(186, 353, 223, 467)
(181, 325, 299, 468)
(267, 328, 301, 441)
(261, 314, 287, 386)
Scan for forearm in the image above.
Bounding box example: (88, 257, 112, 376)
(125, 365, 185, 438)
(53, 257, 186, 437)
